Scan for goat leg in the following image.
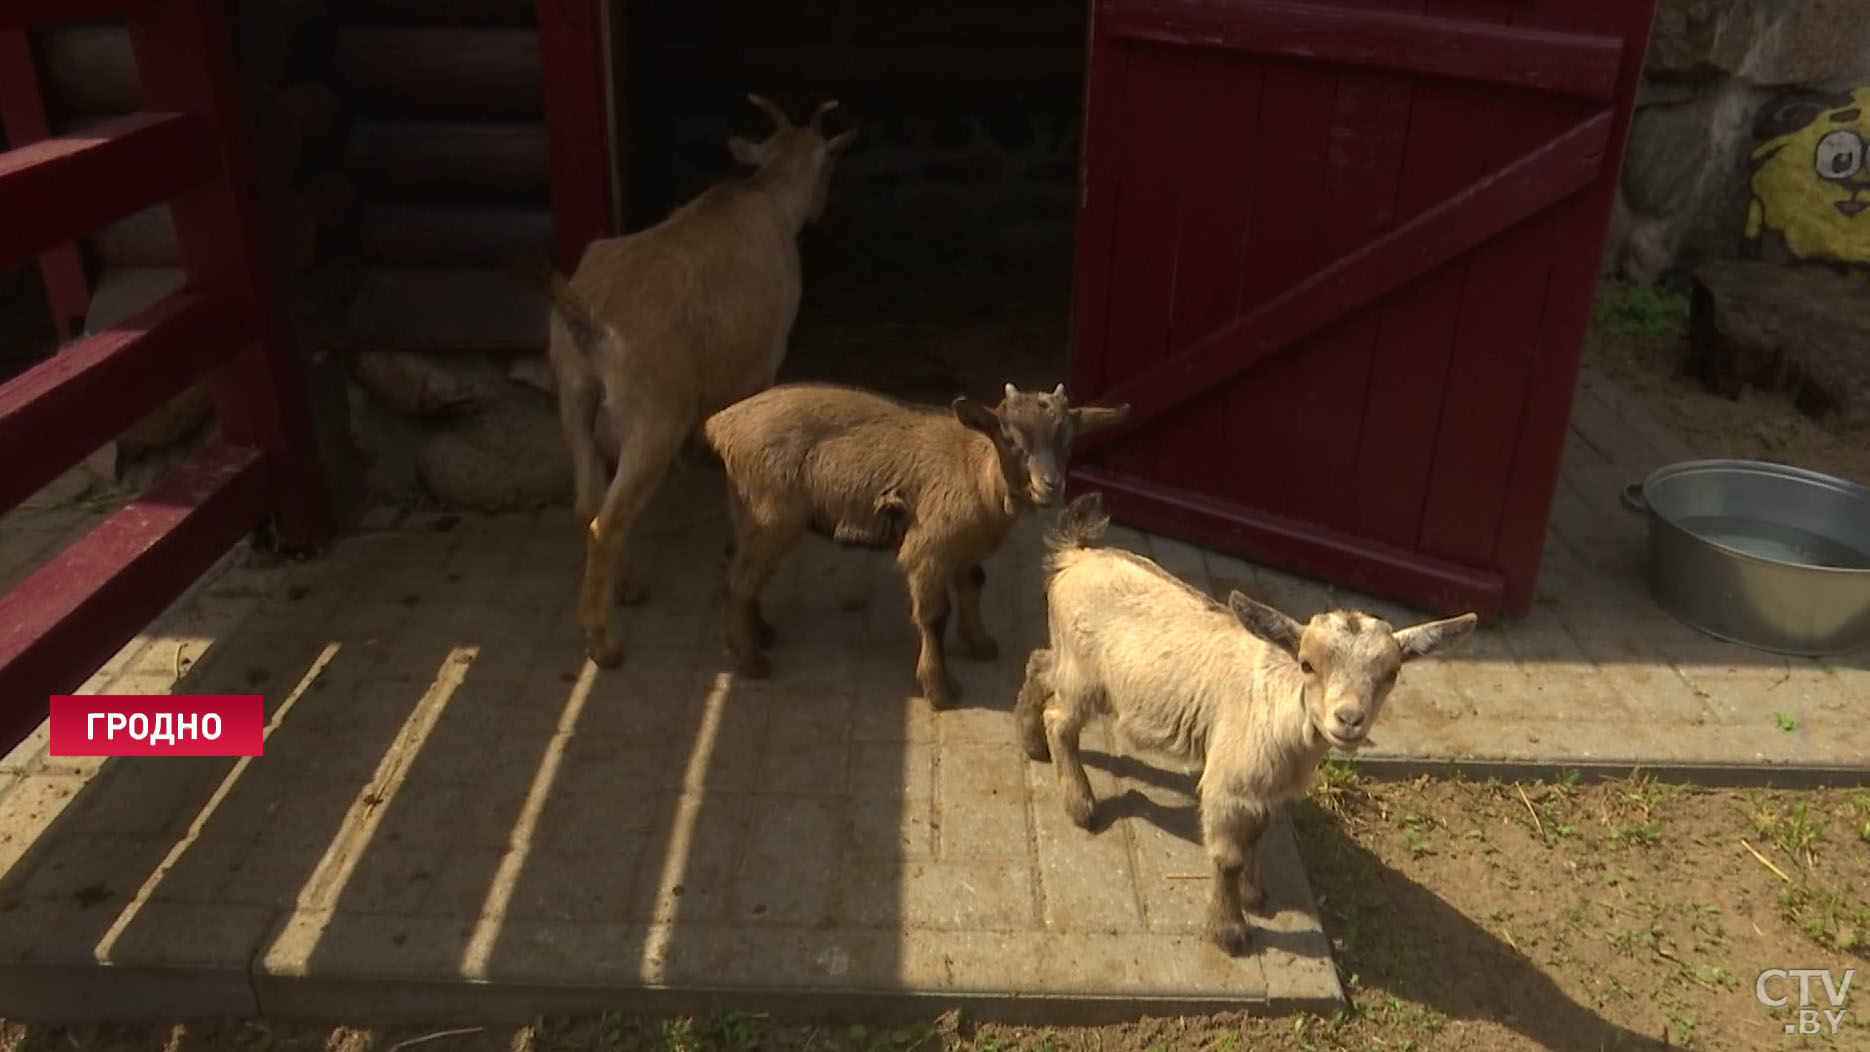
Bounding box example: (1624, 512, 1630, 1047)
(904, 560, 959, 709)
(723, 519, 801, 677)
(579, 423, 681, 668)
(1013, 648, 1054, 762)
(1201, 802, 1266, 955)
(951, 564, 999, 661)
(1043, 702, 1097, 828)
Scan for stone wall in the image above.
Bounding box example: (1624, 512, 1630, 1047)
(1608, 0, 1870, 282)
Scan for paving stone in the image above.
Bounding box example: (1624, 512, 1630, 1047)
(493, 845, 644, 924)
(1027, 761, 1144, 934)
(849, 692, 935, 744)
(636, 791, 751, 926)
(525, 754, 675, 857)
(734, 795, 846, 926)
(897, 859, 1036, 931)
(937, 740, 1031, 861)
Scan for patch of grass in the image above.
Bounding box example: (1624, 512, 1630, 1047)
(1592, 278, 1691, 342)
(1779, 881, 1870, 953)
(1773, 711, 1799, 732)
(1312, 759, 1362, 817)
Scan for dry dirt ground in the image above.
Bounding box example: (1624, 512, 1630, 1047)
(3, 772, 1865, 1052)
(1584, 278, 1870, 487)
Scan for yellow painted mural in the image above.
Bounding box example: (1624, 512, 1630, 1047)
(1745, 85, 1870, 270)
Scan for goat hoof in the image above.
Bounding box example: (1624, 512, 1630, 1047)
(736, 654, 773, 679)
(1064, 795, 1096, 830)
(921, 677, 961, 710)
(966, 637, 1000, 661)
(1206, 919, 1254, 957)
(1019, 736, 1051, 764)
(585, 633, 626, 670)
(1240, 885, 1267, 915)
(755, 619, 778, 649)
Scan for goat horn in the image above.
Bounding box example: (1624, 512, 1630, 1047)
(747, 93, 791, 130)
(1004, 382, 1018, 401)
(1052, 383, 1066, 398)
(809, 99, 840, 132)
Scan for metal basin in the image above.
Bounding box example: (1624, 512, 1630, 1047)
(1620, 459, 1870, 657)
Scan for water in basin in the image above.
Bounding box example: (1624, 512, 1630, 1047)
(1677, 515, 1870, 570)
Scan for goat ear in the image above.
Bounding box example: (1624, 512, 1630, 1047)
(1392, 612, 1479, 662)
(727, 136, 765, 167)
(826, 128, 859, 155)
(952, 396, 1000, 435)
(1227, 591, 1304, 654)
(1070, 403, 1131, 435)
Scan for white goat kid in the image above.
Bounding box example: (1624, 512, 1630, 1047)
(1015, 492, 1477, 955)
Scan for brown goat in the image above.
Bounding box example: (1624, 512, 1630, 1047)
(702, 380, 1129, 708)
(514, 94, 857, 669)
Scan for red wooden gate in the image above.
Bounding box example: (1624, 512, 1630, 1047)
(1066, 0, 1658, 620)
(0, 0, 333, 753)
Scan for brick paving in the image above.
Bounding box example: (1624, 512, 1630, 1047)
(0, 366, 1865, 1022)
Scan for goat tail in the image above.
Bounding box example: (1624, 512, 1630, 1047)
(1045, 490, 1111, 555)
(506, 253, 610, 355)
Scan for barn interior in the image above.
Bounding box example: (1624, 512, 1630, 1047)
(619, 0, 1090, 404)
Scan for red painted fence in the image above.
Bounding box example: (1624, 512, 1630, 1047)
(0, 0, 333, 754)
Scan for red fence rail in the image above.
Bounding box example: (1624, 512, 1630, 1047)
(0, 0, 333, 753)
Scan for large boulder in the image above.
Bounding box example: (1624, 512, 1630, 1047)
(416, 388, 572, 511)
(350, 348, 504, 417)
(1646, 0, 1870, 86)
(1685, 260, 1870, 421)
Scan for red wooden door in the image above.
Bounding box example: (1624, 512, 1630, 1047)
(1066, 0, 1658, 620)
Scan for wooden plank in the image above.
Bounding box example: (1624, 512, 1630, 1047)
(1094, 42, 1191, 483)
(1347, 0, 1513, 553)
(1490, 0, 1656, 616)
(1276, 43, 1417, 530)
(0, 290, 245, 516)
(332, 26, 543, 121)
(0, 441, 269, 756)
(344, 120, 550, 204)
(1104, 0, 1622, 101)
(1208, 57, 1336, 519)
(130, 0, 333, 550)
(349, 266, 546, 352)
(1072, 464, 1506, 620)
(535, 0, 613, 268)
(1074, 109, 1614, 460)
(1065, 15, 1126, 405)
(1149, 48, 1261, 499)
(0, 27, 91, 341)
(0, 111, 208, 273)
(1416, 4, 1611, 577)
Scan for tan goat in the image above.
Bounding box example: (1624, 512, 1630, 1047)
(1016, 492, 1476, 955)
(701, 381, 1129, 708)
(514, 94, 857, 668)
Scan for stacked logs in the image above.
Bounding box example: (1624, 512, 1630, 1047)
(35, 1, 356, 280)
(323, 0, 576, 511)
(332, 0, 556, 354)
